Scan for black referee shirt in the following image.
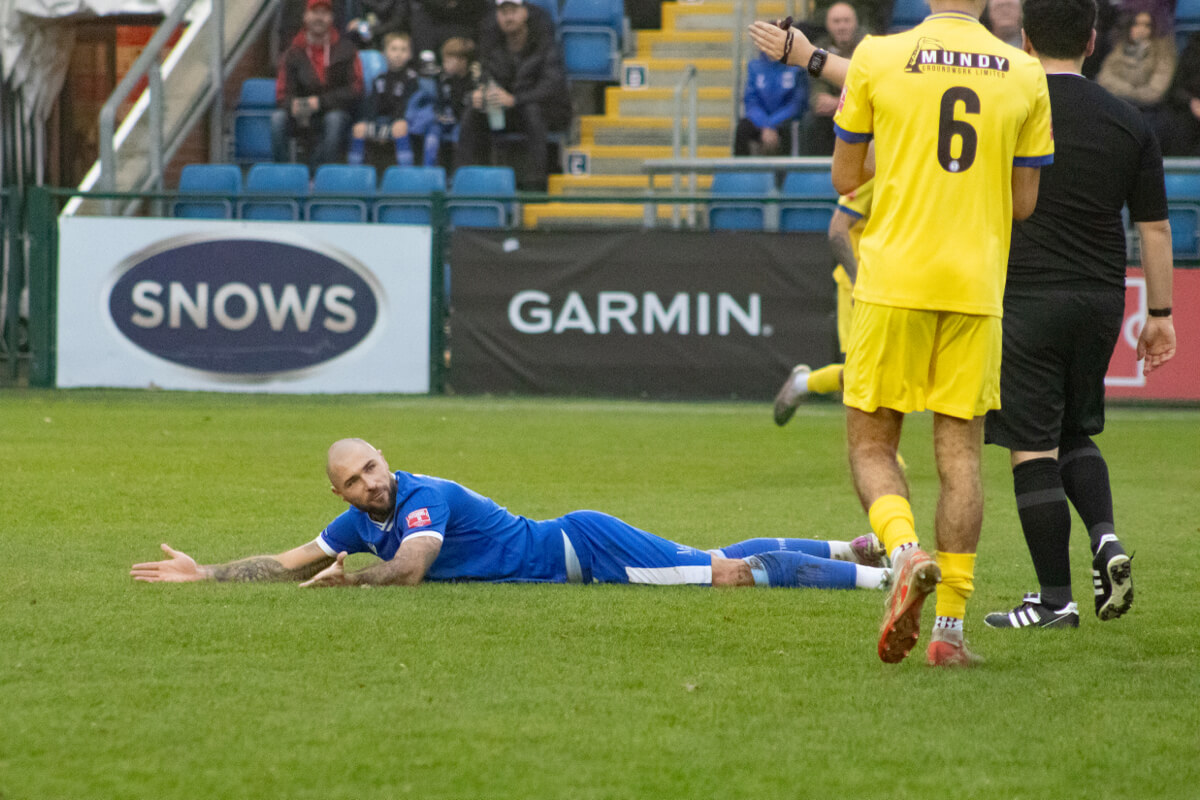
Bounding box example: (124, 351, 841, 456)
(1007, 73, 1168, 290)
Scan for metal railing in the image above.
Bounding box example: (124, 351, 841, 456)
(661, 65, 700, 229)
(95, 0, 279, 216)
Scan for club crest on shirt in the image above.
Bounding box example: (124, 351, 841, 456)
(904, 36, 1010, 75)
(406, 507, 432, 529)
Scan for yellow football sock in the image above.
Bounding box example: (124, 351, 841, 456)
(807, 363, 844, 395)
(934, 551, 977, 620)
(867, 495, 918, 556)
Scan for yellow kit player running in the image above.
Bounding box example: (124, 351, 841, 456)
(773, 178, 874, 425)
(831, 0, 1054, 667)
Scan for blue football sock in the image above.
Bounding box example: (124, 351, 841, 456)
(348, 136, 366, 165)
(394, 136, 414, 166)
(719, 538, 831, 559)
(744, 551, 857, 589)
(423, 133, 440, 166)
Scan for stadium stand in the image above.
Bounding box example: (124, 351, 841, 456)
(172, 164, 242, 219)
(779, 169, 839, 233)
(890, 0, 932, 31)
(238, 163, 310, 221)
(708, 171, 773, 231)
(449, 165, 516, 228)
(306, 164, 376, 223)
(232, 78, 279, 164)
(560, 0, 626, 81)
(1165, 168, 1200, 258)
(375, 166, 448, 224)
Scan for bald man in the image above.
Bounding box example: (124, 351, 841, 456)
(132, 438, 890, 590)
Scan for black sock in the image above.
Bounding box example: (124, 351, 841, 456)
(1059, 435, 1116, 553)
(1013, 457, 1073, 607)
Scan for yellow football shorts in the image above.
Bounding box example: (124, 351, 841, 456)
(842, 300, 1002, 419)
(833, 265, 854, 354)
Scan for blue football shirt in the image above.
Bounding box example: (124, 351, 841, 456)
(315, 471, 568, 582)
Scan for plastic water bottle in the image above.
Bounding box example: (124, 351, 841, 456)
(486, 81, 505, 131)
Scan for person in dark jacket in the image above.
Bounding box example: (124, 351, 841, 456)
(453, 0, 571, 191)
(271, 0, 365, 166)
(345, 0, 410, 49)
(408, 0, 490, 59)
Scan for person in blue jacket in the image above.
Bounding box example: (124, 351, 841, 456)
(734, 51, 807, 156)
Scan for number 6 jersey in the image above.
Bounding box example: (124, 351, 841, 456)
(833, 12, 1054, 317)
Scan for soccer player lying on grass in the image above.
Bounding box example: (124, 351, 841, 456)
(131, 438, 890, 590)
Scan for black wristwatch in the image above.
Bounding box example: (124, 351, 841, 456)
(807, 48, 829, 78)
(1147, 307, 1172, 317)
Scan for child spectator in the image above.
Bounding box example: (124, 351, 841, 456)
(419, 37, 477, 168)
(734, 51, 806, 156)
(348, 31, 428, 167)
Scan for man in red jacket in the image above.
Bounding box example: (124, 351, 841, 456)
(272, 0, 364, 166)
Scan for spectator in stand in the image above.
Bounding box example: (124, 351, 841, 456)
(348, 32, 427, 167)
(275, 0, 353, 63)
(984, 0, 1023, 47)
(1161, 31, 1200, 155)
(409, 0, 490, 60)
(1095, 9, 1176, 131)
(734, 51, 807, 156)
(345, 0, 410, 50)
(272, 0, 364, 166)
(454, 0, 571, 192)
(798, 2, 863, 156)
(409, 36, 478, 169)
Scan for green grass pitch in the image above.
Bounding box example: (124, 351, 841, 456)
(2, 390, 1198, 799)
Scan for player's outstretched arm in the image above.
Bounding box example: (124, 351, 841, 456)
(747, 20, 849, 87)
(300, 535, 442, 588)
(1135, 218, 1177, 376)
(130, 541, 333, 583)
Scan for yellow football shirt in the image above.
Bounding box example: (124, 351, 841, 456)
(833, 12, 1054, 317)
(832, 179, 873, 350)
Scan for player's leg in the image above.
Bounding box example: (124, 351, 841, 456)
(1057, 289, 1131, 620)
(714, 534, 885, 566)
(981, 287, 1078, 629)
(843, 301, 939, 663)
(773, 271, 852, 425)
(924, 311, 1002, 666)
(730, 551, 889, 589)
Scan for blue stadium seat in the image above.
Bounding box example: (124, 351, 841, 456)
(890, 0, 931, 30)
(173, 164, 242, 219)
(375, 166, 447, 224)
(449, 165, 516, 228)
(1164, 169, 1200, 258)
(306, 164, 376, 222)
(780, 169, 839, 233)
(560, 0, 624, 80)
(709, 171, 774, 231)
(232, 78, 278, 164)
(1177, 0, 1200, 28)
(238, 163, 310, 220)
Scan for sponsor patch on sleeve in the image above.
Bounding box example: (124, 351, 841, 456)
(405, 507, 433, 529)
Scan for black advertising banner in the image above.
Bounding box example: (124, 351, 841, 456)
(448, 230, 837, 399)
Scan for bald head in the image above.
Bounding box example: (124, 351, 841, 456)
(327, 438, 397, 519)
(327, 438, 379, 483)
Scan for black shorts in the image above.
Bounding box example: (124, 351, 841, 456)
(985, 285, 1125, 452)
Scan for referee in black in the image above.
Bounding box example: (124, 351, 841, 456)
(982, 0, 1177, 629)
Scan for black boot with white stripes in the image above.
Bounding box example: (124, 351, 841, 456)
(983, 592, 1080, 629)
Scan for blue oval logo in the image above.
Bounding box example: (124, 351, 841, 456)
(109, 238, 378, 374)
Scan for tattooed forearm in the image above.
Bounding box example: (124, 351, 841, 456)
(207, 556, 333, 583)
(347, 557, 425, 587)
